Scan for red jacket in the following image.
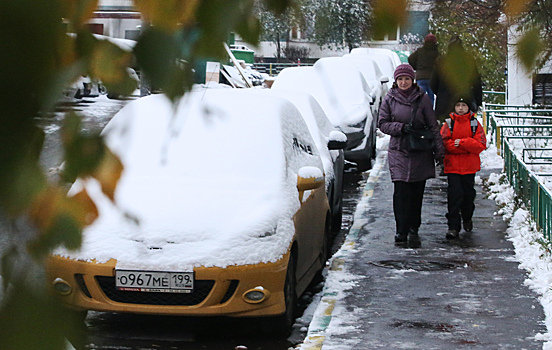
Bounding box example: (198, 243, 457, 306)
(440, 111, 487, 175)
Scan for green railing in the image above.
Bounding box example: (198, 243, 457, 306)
(485, 102, 552, 239)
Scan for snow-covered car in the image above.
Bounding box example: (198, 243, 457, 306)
(273, 65, 375, 171)
(350, 47, 402, 69)
(351, 49, 399, 91)
(336, 55, 390, 118)
(46, 89, 331, 333)
(255, 88, 347, 232)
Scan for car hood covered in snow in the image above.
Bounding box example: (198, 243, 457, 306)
(54, 89, 323, 271)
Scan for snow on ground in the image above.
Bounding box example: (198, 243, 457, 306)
(483, 147, 552, 349)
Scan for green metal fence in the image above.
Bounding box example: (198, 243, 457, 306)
(484, 103, 552, 240)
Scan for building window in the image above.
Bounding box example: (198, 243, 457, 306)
(291, 25, 300, 40)
(125, 30, 140, 41)
(533, 74, 552, 105)
(88, 23, 104, 35)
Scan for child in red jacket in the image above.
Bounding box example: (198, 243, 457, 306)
(440, 95, 487, 239)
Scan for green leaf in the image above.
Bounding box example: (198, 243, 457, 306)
(134, 28, 193, 101)
(0, 281, 85, 350)
(195, 0, 260, 58)
(265, 0, 293, 15)
(516, 28, 544, 72)
(61, 113, 105, 181)
(90, 39, 136, 96)
(372, 0, 407, 39)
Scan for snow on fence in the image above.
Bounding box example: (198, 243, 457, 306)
(483, 102, 552, 239)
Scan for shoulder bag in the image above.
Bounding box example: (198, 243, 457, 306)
(405, 99, 435, 152)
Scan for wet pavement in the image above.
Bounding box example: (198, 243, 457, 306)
(301, 150, 547, 349)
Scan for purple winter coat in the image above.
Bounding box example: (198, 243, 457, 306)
(378, 86, 445, 182)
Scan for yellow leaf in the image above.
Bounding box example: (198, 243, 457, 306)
(68, 188, 99, 226)
(29, 186, 65, 232)
(93, 147, 124, 201)
(504, 0, 531, 18)
(135, 0, 200, 32)
(60, 0, 99, 29)
(90, 40, 133, 84)
(29, 185, 99, 235)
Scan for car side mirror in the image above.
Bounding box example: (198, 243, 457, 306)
(380, 76, 390, 84)
(327, 130, 348, 150)
(369, 93, 376, 105)
(297, 167, 325, 193)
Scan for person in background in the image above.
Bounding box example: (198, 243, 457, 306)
(430, 35, 483, 124)
(408, 33, 440, 107)
(440, 95, 487, 240)
(378, 64, 445, 248)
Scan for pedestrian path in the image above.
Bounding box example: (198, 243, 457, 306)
(299, 150, 546, 349)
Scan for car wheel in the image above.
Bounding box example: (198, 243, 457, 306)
(320, 216, 331, 266)
(269, 251, 298, 335)
(331, 205, 343, 234)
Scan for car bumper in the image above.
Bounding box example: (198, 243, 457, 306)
(46, 253, 290, 318)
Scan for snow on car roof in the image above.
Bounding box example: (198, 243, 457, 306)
(272, 65, 370, 127)
(55, 89, 324, 270)
(341, 54, 386, 83)
(350, 47, 402, 67)
(251, 88, 337, 183)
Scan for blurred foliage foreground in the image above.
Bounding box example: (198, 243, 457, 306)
(0, 0, 543, 349)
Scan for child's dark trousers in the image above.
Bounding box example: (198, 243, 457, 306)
(446, 173, 476, 231)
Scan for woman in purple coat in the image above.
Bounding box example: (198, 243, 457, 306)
(378, 64, 445, 247)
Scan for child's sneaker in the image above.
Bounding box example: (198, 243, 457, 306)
(446, 229, 459, 240)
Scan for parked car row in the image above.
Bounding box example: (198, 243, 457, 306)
(47, 47, 399, 334)
(272, 48, 399, 171)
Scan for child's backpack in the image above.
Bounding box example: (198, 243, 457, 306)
(445, 116, 478, 136)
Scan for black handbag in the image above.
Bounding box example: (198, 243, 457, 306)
(405, 100, 435, 152)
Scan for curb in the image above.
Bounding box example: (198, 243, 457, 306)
(298, 150, 388, 350)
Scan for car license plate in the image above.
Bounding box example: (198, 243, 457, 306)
(115, 270, 194, 293)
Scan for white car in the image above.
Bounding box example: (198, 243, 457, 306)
(254, 88, 348, 232)
(350, 49, 399, 91)
(339, 55, 390, 117)
(48, 88, 331, 333)
(350, 47, 402, 68)
(272, 64, 375, 171)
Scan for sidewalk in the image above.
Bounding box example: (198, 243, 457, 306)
(299, 149, 547, 349)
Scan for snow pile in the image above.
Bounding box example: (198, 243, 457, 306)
(54, 89, 324, 270)
(483, 147, 552, 348)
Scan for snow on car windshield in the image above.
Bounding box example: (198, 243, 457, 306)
(54, 90, 323, 271)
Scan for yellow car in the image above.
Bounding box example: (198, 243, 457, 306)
(47, 88, 331, 332)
